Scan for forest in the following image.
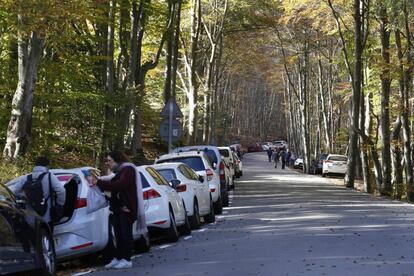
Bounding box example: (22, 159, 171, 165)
(1, 0, 414, 201)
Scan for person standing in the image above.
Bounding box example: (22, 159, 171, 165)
(286, 150, 292, 167)
(12, 156, 66, 232)
(92, 151, 146, 270)
(267, 147, 273, 162)
(272, 149, 280, 168)
(280, 149, 287, 169)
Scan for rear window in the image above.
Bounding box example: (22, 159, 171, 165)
(203, 150, 218, 165)
(219, 149, 230, 157)
(329, 156, 348, 162)
(140, 173, 150, 188)
(157, 169, 176, 182)
(159, 157, 206, 171)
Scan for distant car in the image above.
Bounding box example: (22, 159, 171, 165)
(218, 146, 236, 189)
(322, 154, 348, 177)
(247, 143, 262, 152)
(137, 165, 191, 242)
(273, 140, 288, 150)
(232, 152, 243, 178)
(152, 163, 215, 229)
(155, 150, 224, 214)
(7, 167, 150, 262)
(294, 157, 304, 169)
(310, 153, 329, 174)
(173, 146, 230, 210)
(0, 183, 56, 275)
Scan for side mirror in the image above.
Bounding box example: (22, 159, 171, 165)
(170, 179, 181, 189)
(198, 175, 204, 183)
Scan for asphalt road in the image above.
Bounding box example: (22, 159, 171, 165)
(82, 152, 414, 276)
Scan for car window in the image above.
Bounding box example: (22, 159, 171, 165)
(0, 185, 15, 203)
(139, 173, 150, 188)
(203, 149, 218, 164)
(219, 149, 230, 157)
(159, 157, 206, 171)
(184, 165, 200, 181)
(329, 156, 348, 162)
(157, 169, 177, 182)
(146, 167, 169, 186)
(178, 165, 193, 180)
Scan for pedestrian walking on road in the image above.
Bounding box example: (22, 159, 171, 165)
(267, 147, 273, 162)
(272, 149, 280, 168)
(92, 151, 147, 270)
(12, 156, 66, 232)
(286, 150, 292, 167)
(280, 149, 287, 169)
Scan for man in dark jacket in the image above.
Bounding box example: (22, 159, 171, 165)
(280, 149, 287, 169)
(267, 147, 273, 162)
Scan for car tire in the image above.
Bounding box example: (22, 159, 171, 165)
(214, 196, 223, 215)
(204, 198, 215, 224)
(189, 201, 201, 229)
(165, 209, 179, 243)
(33, 228, 56, 276)
(178, 205, 192, 236)
(322, 173, 326, 177)
(135, 232, 151, 253)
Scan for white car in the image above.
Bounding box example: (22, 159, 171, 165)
(137, 165, 191, 242)
(322, 154, 348, 177)
(218, 146, 236, 188)
(233, 152, 243, 178)
(152, 163, 215, 229)
(294, 157, 303, 169)
(155, 151, 223, 214)
(7, 167, 150, 261)
(273, 140, 288, 150)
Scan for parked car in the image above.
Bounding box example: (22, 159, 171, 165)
(233, 151, 243, 178)
(310, 153, 329, 174)
(247, 143, 262, 152)
(173, 146, 230, 210)
(0, 183, 56, 275)
(137, 165, 191, 242)
(155, 151, 223, 214)
(152, 163, 215, 229)
(322, 154, 348, 177)
(7, 167, 150, 262)
(218, 146, 236, 188)
(273, 140, 288, 150)
(294, 157, 304, 169)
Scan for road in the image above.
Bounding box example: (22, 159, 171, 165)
(82, 152, 414, 276)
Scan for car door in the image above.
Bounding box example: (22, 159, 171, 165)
(0, 185, 36, 273)
(184, 166, 210, 214)
(179, 165, 204, 211)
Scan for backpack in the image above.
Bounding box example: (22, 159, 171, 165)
(23, 173, 49, 216)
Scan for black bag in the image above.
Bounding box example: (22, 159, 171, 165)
(48, 173, 64, 222)
(23, 173, 48, 216)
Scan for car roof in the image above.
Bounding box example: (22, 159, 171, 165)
(156, 151, 207, 160)
(218, 146, 231, 150)
(151, 163, 183, 169)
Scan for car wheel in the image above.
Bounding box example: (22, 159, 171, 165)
(189, 201, 201, 229)
(322, 173, 326, 177)
(135, 232, 151, 253)
(34, 228, 56, 276)
(222, 193, 229, 207)
(204, 198, 215, 224)
(165, 208, 179, 243)
(178, 205, 192, 236)
(214, 196, 223, 215)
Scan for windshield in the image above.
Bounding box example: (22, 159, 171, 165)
(156, 169, 177, 182)
(158, 157, 206, 171)
(329, 156, 348, 162)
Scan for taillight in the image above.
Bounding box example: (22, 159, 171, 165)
(210, 188, 216, 192)
(176, 184, 187, 192)
(143, 189, 161, 200)
(206, 169, 214, 181)
(74, 198, 87, 209)
(219, 162, 225, 181)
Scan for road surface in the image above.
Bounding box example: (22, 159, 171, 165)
(82, 152, 414, 276)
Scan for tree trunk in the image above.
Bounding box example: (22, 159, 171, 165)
(3, 30, 44, 158)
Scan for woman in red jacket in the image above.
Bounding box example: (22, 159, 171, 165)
(92, 151, 144, 269)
